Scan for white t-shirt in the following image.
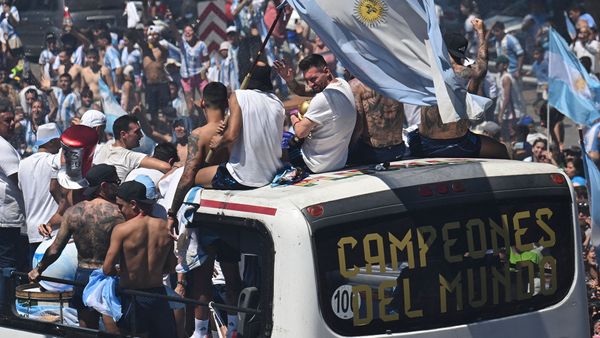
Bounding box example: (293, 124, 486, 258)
(227, 89, 285, 187)
(0, 136, 25, 228)
(18, 152, 60, 243)
(93, 140, 147, 181)
(157, 167, 184, 212)
(301, 78, 356, 173)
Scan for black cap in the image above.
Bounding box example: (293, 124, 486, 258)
(83, 164, 118, 198)
(444, 32, 470, 64)
(117, 181, 154, 205)
(246, 64, 273, 92)
(45, 32, 57, 41)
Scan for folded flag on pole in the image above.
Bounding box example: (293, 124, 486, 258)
(548, 28, 600, 126)
(287, 0, 471, 123)
(564, 11, 577, 40)
(581, 141, 600, 245)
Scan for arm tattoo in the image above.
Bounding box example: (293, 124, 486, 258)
(172, 132, 202, 215)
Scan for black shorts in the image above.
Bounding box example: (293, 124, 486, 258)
(117, 287, 177, 338)
(407, 129, 481, 158)
(69, 267, 95, 310)
(211, 163, 253, 190)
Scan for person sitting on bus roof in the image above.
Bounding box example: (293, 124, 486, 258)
(273, 54, 356, 173)
(407, 20, 509, 160)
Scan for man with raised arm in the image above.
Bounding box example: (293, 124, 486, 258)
(29, 164, 124, 331)
(274, 54, 356, 173)
(103, 181, 177, 338)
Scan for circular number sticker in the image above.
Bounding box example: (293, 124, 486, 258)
(331, 285, 359, 319)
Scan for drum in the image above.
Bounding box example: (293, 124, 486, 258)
(15, 283, 73, 324)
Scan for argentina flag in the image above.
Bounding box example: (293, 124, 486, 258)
(287, 0, 471, 123)
(548, 28, 600, 126)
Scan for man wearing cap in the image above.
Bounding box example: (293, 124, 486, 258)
(93, 114, 171, 181)
(103, 181, 177, 337)
(29, 164, 124, 331)
(225, 26, 240, 84)
(274, 53, 356, 173)
(173, 22, 209, 112)
(18, 123, 62, 263)
(0, 97, 25, 312)
(218, 41, 239, 93)
(80, 109, 107, 144)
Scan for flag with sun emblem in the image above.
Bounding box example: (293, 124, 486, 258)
(548, 28, 600, 126)
(287, 0, 474, 123)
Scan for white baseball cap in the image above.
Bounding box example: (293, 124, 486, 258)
(226, 26, 237, 34)
(219, 41, 231, 51)
(34, 123, 61, 147)
(80, 109, 106, 128)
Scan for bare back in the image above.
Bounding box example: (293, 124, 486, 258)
(117, 215, 174, 289)
(69, 199, 124, 267)
(419, 105, 469, 139)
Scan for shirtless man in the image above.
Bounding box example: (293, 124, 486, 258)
(103, 181, 177, 338)
(81, 48, 114, 102)
(168, 82, 235, 338)
(57, 47, 83, 93)
(29, 164, 124, 330)
(142, 30, 171, 116)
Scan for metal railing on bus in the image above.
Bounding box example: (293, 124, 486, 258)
(2, 268, 261, 337)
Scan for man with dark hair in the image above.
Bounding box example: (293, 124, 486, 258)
(193, 65, 285, 188)
(57, 47, 82, 92)
(143, 27, 170, 117)
(103, 181, 177, 338)
(93, 115, 171, 181)
(492, 21, 525, 79)
(29, 164, 124, 331)
(81, 48, 113, 102)
(168, 82, 235, 337)
(124, 142, 179, 184)
(274, 54, 356, 173)
(0, 98, 25, 313)
(96, 30, 122, 93)
(49, 72, 80, 131)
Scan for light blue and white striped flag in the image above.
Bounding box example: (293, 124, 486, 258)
(548, 28, 600, 126)
(287, 0, 470, 123)
(564, 11, 577, 40)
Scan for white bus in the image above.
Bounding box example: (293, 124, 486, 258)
(0, 158, 589, 337)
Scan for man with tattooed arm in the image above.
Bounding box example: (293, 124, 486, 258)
(29, 164, 124, 332)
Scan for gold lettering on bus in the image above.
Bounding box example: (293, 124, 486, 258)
(442, 222, 462, 263)
(513, 211, 534, 252)
(403, 278, 423, 318)
(417, 226, 436, 268)
(439, 273, 463, 313)
(536, 208, 556, 248)
(364, 233, 386, 273)
(389, 231, 415, 270)
(489, 216, 510, 254)
(353, 285, 372, 326)
(378, 280, 398, 322)
(466, 219, 487, 259)
(467, 267, 488, 308)
(516, 260, 535, 301)
(337, 237, 359, 278)
(491, 264, 511, 305)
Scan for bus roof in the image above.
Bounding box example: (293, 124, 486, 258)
(194, 158, 567, 220)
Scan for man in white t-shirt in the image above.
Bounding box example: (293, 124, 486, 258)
(18, 123, 62, 261)
(194, 65, 285, 190)
(274, 54, 356, 173)
(125, 142, 179, 186)
(93, 115, 171, 181)
(0, 98, 25, 310)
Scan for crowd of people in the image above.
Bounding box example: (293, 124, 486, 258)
(0, 0, 597, 337)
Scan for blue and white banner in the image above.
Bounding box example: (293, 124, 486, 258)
(548, 28, 600, 126)
(288, 0, 470, 123)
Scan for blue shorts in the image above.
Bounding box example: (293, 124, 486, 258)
(211, 163, 253, 190)
(118, 287, 177, 338)
(69, 267, 95, 310)
(407, 129, 481, 158)
(348, 140, 406, 165)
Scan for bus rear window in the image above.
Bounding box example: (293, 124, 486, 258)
(65, 0, 124, 12)
(313, 198, 575, 336)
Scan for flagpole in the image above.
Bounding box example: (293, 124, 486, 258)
(205, 0, 287, 163)
(546, 102, 551, 152)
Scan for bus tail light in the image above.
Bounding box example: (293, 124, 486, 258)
(550, 174, 566, 185)
(418, 186, 433, 197)
(307, 204, 324, 217)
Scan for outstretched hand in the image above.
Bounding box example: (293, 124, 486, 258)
(273, 60, 294, 82)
